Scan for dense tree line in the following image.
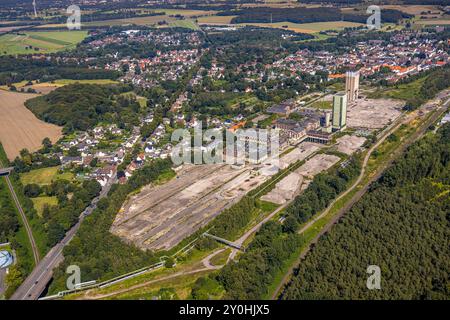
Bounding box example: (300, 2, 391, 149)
(0, 144, 44, 297)
(403, 66, 450, 110)
(224, 7, 410, 25)
(283, 157, 361, 232)
(48, 159, 173, 293)
(281, 124, 450, 300)
(0, 181, 19, 244)
(0, 56, 120, 86)
(216, 221, 301, 299)
(41, 179, 102, 247)
(25, 83, 140, 133)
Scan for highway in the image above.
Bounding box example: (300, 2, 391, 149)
(0, 161, 40, 265)
(10, 173, 117, 300)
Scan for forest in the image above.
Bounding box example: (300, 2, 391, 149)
(24, 83, 141, 133)
(225, 7, 411, 25)
(281, 124, 450, 300)
(0, 56, 120, 86)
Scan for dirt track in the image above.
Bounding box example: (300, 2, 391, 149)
(0, 90, 62, 160)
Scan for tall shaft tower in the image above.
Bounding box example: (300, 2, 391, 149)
(345, 71, 360, 103)
(332, 92, 347, 131)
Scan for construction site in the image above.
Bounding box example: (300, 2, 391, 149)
(111, 142, 326, 251)
(111, 70, 405, 253)
(346, 97, 403, 129)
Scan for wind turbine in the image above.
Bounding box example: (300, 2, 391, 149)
(32, 0, 37, 18)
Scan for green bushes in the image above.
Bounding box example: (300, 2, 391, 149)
(25, 83, 140, 133)
(216, 221, 301, 299)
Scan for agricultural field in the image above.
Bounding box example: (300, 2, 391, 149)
(166, 19, 200, 30)
(20, 166, 74, 186)
(197, 17, 363, 34)
(0, 31, 88, 55)
(379, 5, 444, 16)
(33, 13, 178, 28)
(1, 79, 119, 94)
(415, 19, 450, 26)
(0, 90, 62, 160)
(240, 21, 364, 34)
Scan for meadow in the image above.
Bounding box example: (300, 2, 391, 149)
(0, 31, 88, 55)
(31, 196, 58, 217)
(20, 166, 74, 186)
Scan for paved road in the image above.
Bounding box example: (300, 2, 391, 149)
(0, 160, 40, 265)
(10, 175, 117, 300)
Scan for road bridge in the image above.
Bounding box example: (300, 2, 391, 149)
(203, 233, 244, 251)
(0, 167, 13, 176)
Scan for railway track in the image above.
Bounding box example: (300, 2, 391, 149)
(0, 159, 40, 265)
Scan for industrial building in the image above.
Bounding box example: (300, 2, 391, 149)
(345, 71, 360, 102)
(332, 92, 348, 131)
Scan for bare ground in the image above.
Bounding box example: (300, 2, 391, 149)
(0, 90, 62, 160)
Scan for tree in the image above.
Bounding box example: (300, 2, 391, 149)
(24, 184, 42, 198)
(42, 137, 52, 153)
(47, 221, 65, 246)
(164, 257, 175, 268)
(89, 157, 98, 167)
(5, 265, 23, 298)
(68, 146, 80, 157)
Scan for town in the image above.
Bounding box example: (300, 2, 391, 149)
(0, 0, 449, 304)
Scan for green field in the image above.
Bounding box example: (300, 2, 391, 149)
(166, 19, 200, 30)
(20, 166, 74, 186)
(0, 31, 88, 55)
(368, 77, 426, 101)
(31, 196, 58, 217)
(309, 100, 333, 109)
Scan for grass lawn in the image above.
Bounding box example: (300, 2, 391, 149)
(0, 31, 88, 55)
(153, 9, 216, 17)
(166, 19, 200, 30)
(310, 100, 332, 109)
(20, 166, 74, 186)
(210, 249, 231, 267)
(31, 196, 58, 217)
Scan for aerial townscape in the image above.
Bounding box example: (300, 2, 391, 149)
(0, 0, 449, 308)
